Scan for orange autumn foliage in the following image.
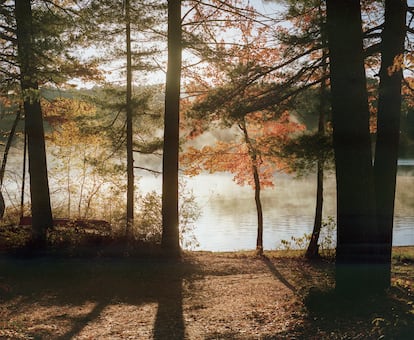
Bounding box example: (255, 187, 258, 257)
(181, 111, 304, 188)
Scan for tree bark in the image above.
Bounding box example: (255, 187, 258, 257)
(326, 0, 378, 294)
(15, 0, 53, 247)
(21, 125, 27, 219)
(306, 43, 328, 260)
(161, 0, 182, 257)
(306, 159, 324, 259)
(240, 119, 263, 256)
(0, 108, 22, 219)
(374, 0, 406, 289)
(0, 109, 21, 187)
(126, 0, 134, 237)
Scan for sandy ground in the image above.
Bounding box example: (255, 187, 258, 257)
(0, 251, 413, 339)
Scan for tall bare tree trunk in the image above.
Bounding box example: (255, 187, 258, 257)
(161, 0, 182, 256)
(125, 0, 134, 237)
(21, 124, 27, 219)
(0, 108, 22, 218)
(15, 0, 53, 247)
(374, 0, 406, 289)
(326, 0, 378, 294)
(306, 47, 328, 260)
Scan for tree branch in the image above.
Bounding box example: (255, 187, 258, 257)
(133, 166, 161, 175)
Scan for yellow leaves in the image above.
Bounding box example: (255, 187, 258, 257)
(405, 52, 414, 68)
(387, 53, 405, 76)
(43, 97, 102, 148)
(42, 97, 96, 125)
(386, 52, 414, 77)
(402, 77, 414, 108)
(0, 95, 13, 108)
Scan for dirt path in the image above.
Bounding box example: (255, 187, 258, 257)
(0, 251, 412, 339)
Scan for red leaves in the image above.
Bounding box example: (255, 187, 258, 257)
(180, 112, 305, 189)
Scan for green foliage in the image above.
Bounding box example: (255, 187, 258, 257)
(47, 226, 85, 249)
(39, 85, 164, 224)
(278, 216, 336, 259)
(0, 225, 29, 248)
(278, 233, 311, 251)
(179, 185, 201, 249)
(135, 191, 162, 243)
(280, 132, 334, 177)
(135, 183, 200, 249)
(318, 216, 336, 259)
(86, 85, 164, 156)
(393, 248, 414, 264)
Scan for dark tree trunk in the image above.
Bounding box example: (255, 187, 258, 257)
(21, 127, 27, 219)
(0, 108, 22, 219)
(125, 0, 134, 237)
(15, 0, 53, 247)
(0, 109, 21, 187)
(0, 192, 4, 220)
(240, 120, 263, 256)
(306, 45, 328, 260)
(161, 0, 182, 257)
(306, 159, 324, 259)
(254, 166, 264, 255)
(326, 0, 378, 294)
(374, 0, 406, 289)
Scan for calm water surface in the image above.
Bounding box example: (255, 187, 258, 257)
(141, 170, 414, 251)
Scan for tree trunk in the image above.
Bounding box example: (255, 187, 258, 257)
(0, 108, 22, 219)
(306, 41, 328, 260)
(161, 0, 182, 257)
(21, 124, 27, 219)
(306, 159, 324, 259)
(15, 0, 53, 247)
(126, 0, 134, 237)
(374, 0, 406, 289)
(326, 0, 378, 294)
(240, 119, 263, 256)
(0, 109, 21, 187)
(66, 148, 72, 218)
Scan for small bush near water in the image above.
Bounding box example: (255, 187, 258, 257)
(278, 216, 336, 259)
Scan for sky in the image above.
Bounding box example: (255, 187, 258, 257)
(250, 0, 284, 15)
(70, 0, 285, 89)
(72, 0, 413, 89)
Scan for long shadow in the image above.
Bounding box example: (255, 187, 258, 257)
(261, 256, 297, 293)
(57, 301, 108, 340)
(260, 257, 414, 339)
(0, 255, 196, 339)
(153, 266, 185, 340)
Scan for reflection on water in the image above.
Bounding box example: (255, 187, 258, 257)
(186, 174, 334, 251)
(140, 171, 414, 251)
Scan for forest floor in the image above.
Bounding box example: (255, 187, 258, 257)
(0, 247, 413, 339)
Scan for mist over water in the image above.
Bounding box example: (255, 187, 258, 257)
(5, 142, 413, 252)
(140, 169, 414, 251)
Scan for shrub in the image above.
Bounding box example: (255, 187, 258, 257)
(278, 216, 336, 259)
(135, 183, 200, 249)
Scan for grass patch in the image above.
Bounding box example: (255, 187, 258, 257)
(393, 246, 414, 264)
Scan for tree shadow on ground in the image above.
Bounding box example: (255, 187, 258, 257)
(297, 285, 414, 339)
(261, 255, 297, 293)
(153, 271, 184, 340)
(260, 256, 414, 339)
(0, 254, 196, 339)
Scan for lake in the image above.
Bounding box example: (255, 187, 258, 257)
(141, 169, 414, 251)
